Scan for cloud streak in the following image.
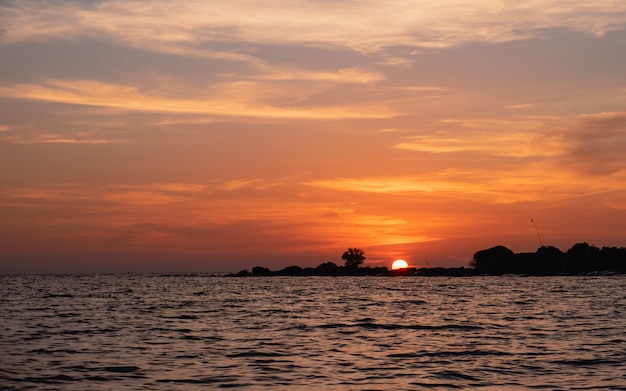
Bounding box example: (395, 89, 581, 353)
(306, 162, 626, 204)
(2, 0, 626, 53)
(0, 78, 394, 119)
(394, 129, 565, 157)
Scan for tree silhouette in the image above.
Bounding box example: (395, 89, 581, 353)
(342, 248, 365, 268)
(252, 266, 271, 276)
(535, 245, 565, 272)
(470, 242, 626, 275)
(566, 242, 601, 272)
(471, 245, 516, 274)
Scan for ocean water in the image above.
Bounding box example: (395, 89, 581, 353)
(1, 275, 625, 390)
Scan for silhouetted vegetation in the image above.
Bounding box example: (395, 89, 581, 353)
(342, 248, 365, 268)
(230, 248, 387, 277)
(472, 243, 626, 275)
(228, 242, 626, 277)
(231, 261, 389, 277)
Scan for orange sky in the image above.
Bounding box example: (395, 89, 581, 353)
(1, 0, 626, 273)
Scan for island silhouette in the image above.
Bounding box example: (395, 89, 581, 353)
(228, 243, 626, 277)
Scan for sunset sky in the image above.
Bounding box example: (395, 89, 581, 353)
(1, 0, 626, 274)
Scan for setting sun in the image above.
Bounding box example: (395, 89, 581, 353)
(391, 259, 409, 270)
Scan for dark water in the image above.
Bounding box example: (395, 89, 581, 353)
(1, 275, 625, 390)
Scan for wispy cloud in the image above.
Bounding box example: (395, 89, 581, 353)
(0, 78, 395, 119)
(504, 103, 535, 110)
(394, 130, 565, 157)
(558, 111, 626, 175)
(11, 136, 122, 145)
(389, 86, 450, 92)
(391, 112, 626, 178)
(0, 126, 125, 144)
(307, 178, 441, 194)
(217, 179, 281, 192)
(2, 0, 625, 53)
(256, 67, 383, 84)
(0, 180, 437, 254)
(393, 116, 567, 157)
(1, 182, 203, 205)
(306, 162, 626, 204)
(1, 180, 285, 207)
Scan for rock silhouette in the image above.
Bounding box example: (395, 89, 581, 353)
(232, 262, 389, 277)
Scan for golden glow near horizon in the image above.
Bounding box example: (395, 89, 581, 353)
(1, 0, 626, 273)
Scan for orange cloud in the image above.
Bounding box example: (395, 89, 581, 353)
(394, 129, 566, 157)
(306, 161, 626, 204)
(0, 180, 442, 258)
(0, 78, 395, 119)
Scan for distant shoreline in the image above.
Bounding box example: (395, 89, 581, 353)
(225, 267, 624, 278)
(228, 242, 626, 277)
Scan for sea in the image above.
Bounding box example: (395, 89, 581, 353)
(1, 274, 625, 390)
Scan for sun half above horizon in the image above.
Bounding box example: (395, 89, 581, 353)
(391, 259, 409, 270)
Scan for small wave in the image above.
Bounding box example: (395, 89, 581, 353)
(514, 300, 536, 305)
(260, 308, 290, 314)
(85, 375, 111, 381)
(28, 348, 79, 355)
(424, 349, 511, 357)
(387, 352, 420, 358)
(318, 323, 351, 329)
(60, 327, 118, 335)
(410, 381, 462, 389)
(59, 365, 141, 374)
(388, 349, 510, 359)
(163, 314, 198, 320)
(432, 370, 479, 381)
(102, 366, 141, 373)
(56, 312, 83, 318)
(399, 299, 429, 306)
(316, 322, 483, 332)
(278, 323, 311, 332)
(63, 365, 90, 372)
(182, 335, 202, 341)
(20, 374, 76, 384)
(357, 322, 483, 331)
(157, 376, 248, 386)
(60, 329, 96, 335)
(226, 350, 287, 358)
(553, 358, 622, 366)
(42, 293, 74, 298)
(355, 317, 375, 323)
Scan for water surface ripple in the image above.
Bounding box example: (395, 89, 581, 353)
(1, 275, 625, 390)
